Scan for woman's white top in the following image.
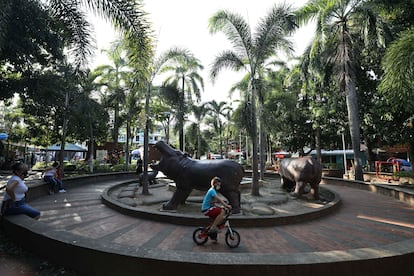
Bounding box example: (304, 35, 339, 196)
(4, 175, 28, 201)
(44, 167, 56, 177)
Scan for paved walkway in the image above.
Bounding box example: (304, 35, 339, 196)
(1, 175, 414, 275)
(32, 180, 414, 253)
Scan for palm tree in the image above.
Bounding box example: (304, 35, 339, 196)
(208, 3, 297, 195)
(379, 27, 414, 162)
(296, 0, 388, 181)
(71, 72, 109, 173)
(192, 104, 208, 159)
(128, 47, 199, 194)
(206, 100, 232, 157)
(94, 41, 130, 144)
(121, 88, 143, 171)
(379, 27, 414, 114)
(161, 48, 204, 152)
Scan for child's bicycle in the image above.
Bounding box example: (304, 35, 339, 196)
(192, 207, 241, 248)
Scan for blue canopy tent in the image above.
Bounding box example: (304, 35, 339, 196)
(46, 143, 87, 161)
(47, 143, 87, 152)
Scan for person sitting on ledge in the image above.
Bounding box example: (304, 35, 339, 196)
(1, 162, 41, 220)
(42, 161, 66, 194)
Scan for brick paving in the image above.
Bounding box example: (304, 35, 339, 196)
(19, 178, 414, 254)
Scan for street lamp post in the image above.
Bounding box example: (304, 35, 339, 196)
(163, 112, 171, 144)
(239, 132, 242, 163)
(183, 115, 188, 153)
(341, 128, 348, 177)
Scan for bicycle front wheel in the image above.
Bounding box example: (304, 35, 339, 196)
(193, 227, 208, 245)
(225, 229, 240, 248)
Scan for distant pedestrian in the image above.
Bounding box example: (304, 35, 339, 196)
(30, 153, 36, 168)
(42, 161, 66, 194)
(1, 162, 40, 219)
(136, 158, 143, 174)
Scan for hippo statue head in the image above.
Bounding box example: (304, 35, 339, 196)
(150, 141, 187, 180)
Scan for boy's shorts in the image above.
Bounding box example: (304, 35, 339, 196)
(203, 206, 221, 218)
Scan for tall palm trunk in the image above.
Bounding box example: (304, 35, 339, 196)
(219, 124, 223, 156)
(346, 78, 363, 180)
(258, 101, 266, 180)
(88, 115, 94, 173)
(251, 80, 259, 196)
(197, 126, 201, 159)
(340, 28, 363, 181)
(179, 76, 185, 152)
(178, 105, 185, 152)
(316, 125, 322, 163)
(142, 83, 151, 195)
(59, 90, 69, 175)
(124, 122, 130, 171)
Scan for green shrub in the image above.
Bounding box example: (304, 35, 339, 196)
(395, 171, 414, 178)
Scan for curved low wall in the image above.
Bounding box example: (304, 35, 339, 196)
(321, 176, 414, 207)
(2, 215, 414, 276)
(24, 172, 138, 201)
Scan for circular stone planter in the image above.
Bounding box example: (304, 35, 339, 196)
(101, 177, 341, 227)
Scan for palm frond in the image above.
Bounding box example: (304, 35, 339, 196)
(209, 50, 245, 83)
(209, 10, 252, 59)
(294, 0, 329, 26)
(81, 0, 147, 35)
(49, 0, 95, 68)
(255, 2, 297, 62)
(153, 47, 194, 80)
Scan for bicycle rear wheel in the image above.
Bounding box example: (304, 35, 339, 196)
(193, 227, 208, 245)
(225, 229, 240, 248)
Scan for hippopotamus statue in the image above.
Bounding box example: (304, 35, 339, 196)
(150, 141, 243, 213)
(279, 157, 322, 200)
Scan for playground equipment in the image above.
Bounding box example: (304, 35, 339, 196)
(375, 157, 412, 181)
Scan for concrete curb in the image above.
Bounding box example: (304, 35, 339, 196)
(2, 173, 414, 275)
(3, 215, 414, 276)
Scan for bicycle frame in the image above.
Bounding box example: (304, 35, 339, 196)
(193, 207, 240, 248)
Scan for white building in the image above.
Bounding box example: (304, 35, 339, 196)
(117, 125, 166, 145)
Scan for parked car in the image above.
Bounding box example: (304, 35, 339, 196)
(210, 154, 224, 160)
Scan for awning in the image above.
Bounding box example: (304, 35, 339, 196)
(47, 143, 87, 152)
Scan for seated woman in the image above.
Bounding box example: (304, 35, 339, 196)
(1, 162, 41, 219)
(42, 161, 66, 194)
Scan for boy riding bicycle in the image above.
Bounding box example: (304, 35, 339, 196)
(201, 176, 232, 234)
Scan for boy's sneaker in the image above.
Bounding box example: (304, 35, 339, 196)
(58, 189, 66, 193)
(207, 227, 218, 234)
(48, 189, 54, 195)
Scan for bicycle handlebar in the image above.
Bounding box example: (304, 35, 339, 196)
(222, 206, 232, 217)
